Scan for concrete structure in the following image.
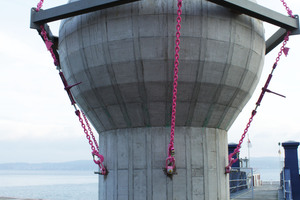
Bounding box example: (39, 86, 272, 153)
(59, 0, 265, 199)
(282, 141, 300, 199)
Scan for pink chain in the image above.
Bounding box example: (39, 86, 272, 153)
(165, 0, 182, 174)
(280, 0, 295, 18)
(82, 112, 99, 150)
(275, 31, 291, 63)
(34, 0, 106, 175)
(35, 0, 59, 66)
(78, 114, 96, 151)
(225, 19, 293, 173)
(76, 110, 107, 175)
(40, 26, 59, 66)
(225, 111, 256, 173)
(36, 0, 44, 12)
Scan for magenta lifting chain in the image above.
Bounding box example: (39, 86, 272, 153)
(34, 0, 106, 175)
(76, 110, 107, 175)
(166, 0, 183, 175)
(40, 26, 59, 67)
(280, 0, 295, 17)
(225, 0, 295, 173)
(36, 0, 44, 12)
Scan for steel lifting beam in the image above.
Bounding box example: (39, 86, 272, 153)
(206, 0, 300, 54)
(266, 17, 300, 54)
(207, 0, 298, 29)
(30, 0, 140, 29)
(30, 0, 299, 55)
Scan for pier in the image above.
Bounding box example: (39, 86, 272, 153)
(231, 182, 280, 200)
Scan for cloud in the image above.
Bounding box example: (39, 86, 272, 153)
(0, 137, 93, 163)
(1, 0, 300, 163)
(0, 117, 82, 141)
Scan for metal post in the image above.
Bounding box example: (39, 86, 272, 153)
(251, 168, 254, 200)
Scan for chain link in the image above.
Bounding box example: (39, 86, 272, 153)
(78, 113, 96, 151)
(166, 0, 183, 173)
(225, 10, 293, 173)
(40, 26, 59, 66)
(225, 111, 256, 173)
(76, 110, 107, 175)
(82, 112, 99, 150)
(35, 0, 59, 66)
(275, 31, 291, 63)
(280, 0, 295, 17)
(36, 0, 44, 12)
(34, 0, 107, 174)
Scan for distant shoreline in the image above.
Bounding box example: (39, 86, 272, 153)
(0, 157, 284, 181)
(0, 160, 97, 171)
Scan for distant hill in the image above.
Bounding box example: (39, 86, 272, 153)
(0, 160, 98, 171)
(0, 157, 286, 171)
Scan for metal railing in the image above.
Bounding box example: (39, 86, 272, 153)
(284, 180, 292, 200)
(230, 179, 250, 191)
(230, 168, 254, 199)
(280, 168, 293, 200)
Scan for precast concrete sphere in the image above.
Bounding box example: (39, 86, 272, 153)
(59, 0, 264, 133)
(59, 1, 265, 199)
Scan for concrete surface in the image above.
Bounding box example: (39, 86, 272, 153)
(231, 183, 279, 200)
(58, 0, 265, 199)
(59, 0, 265, 132)
(98, 127, 229, 200)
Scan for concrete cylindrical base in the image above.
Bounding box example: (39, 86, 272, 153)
(98, 127, 229, 200)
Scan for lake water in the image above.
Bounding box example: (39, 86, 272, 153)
(254, 168, 281, 181)
(0, 167, 282, 199)
(0, 170, 98, 200)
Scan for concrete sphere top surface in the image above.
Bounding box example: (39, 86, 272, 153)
(59, 0, 265, 132)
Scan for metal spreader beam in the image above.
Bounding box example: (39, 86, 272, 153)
(30, 0, 140, 28)
(30, 0, 299, 55)
(207, 0, 298, 30)
(207, 0, 299, 54)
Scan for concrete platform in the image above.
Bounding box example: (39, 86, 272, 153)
(231, 183, 280, 200)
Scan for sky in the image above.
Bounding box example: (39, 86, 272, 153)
(0, 0, 299, 164)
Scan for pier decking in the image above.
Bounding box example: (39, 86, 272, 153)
(231, 183, 280, 200)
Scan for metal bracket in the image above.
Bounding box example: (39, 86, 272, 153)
(291, 15, 300, 36)
(266, 15, 299, 54)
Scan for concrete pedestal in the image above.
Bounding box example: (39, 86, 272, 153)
(98, 127, 229, 200)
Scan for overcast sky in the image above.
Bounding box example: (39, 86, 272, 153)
(0, 0, 299, 164)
